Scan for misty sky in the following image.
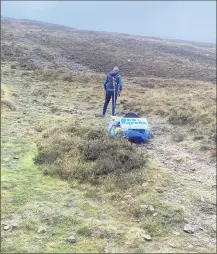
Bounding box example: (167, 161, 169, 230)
(1, 1, 216, 43)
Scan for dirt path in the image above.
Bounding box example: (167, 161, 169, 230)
(145, 116, 216, 250)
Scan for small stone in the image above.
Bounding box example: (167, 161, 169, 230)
(11, 223, 19, 230)
(147, 205, 155, 215)
(183, 218, 189, 223)
(156, 187, 164, 193)
(123, 195, 132, 200)
(68, 235, 76, 244)
(141, 234, 152, 241)
(176, 158, 182, 162)
(169, 242, 180, 248)
(140, 204, 149, 209)
(190, 168, 196, 172)
(212, 224, 216, 232)
(3, 225, 10, 231)
(27, 130, 35, 135)
(152, 213, 158, 217)
(183, 224, 196, 234)
(33, 202, 41, 207)
(172, 231, 180, 236)
(187, 244, 194, 249)
(37, 227, 46, 233)
(142, 182, 148, 187)
(13, 156, 19, 159)
(200, 196, 204, 202)
(65, 201, 74, 208)
(209, 238, 216, 244)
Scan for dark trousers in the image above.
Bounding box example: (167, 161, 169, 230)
(103, 91, 117, 116)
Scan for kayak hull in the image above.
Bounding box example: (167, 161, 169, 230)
(108, 113, 152, 143)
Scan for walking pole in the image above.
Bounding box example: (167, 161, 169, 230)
(113, 77, 116, 116)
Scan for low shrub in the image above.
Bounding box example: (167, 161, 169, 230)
(34, 124, 147, 185)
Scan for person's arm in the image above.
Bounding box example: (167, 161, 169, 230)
(104, 75, 108, 91)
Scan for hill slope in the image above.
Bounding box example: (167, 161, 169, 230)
(1, 16, 216, 253)
(1, 16, 216, 82)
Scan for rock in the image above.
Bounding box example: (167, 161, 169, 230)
(153, 213, 158, 217)
(37, 227, 46, 233)
(141, 234, 152, 241)
(183, 218, 189, 223)
(3, 225, 10, 231)
(123, 195, 132, 200)
(156, 187, 164, 193)
(190, 168, 196, 172)
(209, 238, 216, 244)
(168, 242, 180, 248)
(147, 205, 155, 215)
(67, 234, 76, 244)
(86, 106, 96, 110)
(183, 224, 196, 234)
(27, 130, 35, 135)
(33, 202, 41, 207)
(140, 204, 149, 209)
(142, 182, 148, 187)
(172, 231, 180, 236)
(65, 201, 74, 208)
(176, 158, 182, 163)
(13, 156, 19, 159)
(11, 223, 19, 230)
(212, 224, 216, 232)
(187, 244, 194, 249)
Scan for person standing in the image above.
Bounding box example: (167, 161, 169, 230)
(102, 67, 122, 117)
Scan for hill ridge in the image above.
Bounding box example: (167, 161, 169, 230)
(1, 16, 216, 82)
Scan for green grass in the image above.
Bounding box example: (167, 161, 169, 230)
(1, 137, 190, 253)
(1, 64, 216, 253)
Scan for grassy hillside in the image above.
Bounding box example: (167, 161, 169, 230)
(1, 16, 216, 253)
(1, 16, 216, 82)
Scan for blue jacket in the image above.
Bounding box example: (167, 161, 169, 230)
(104, 71, 123, 92)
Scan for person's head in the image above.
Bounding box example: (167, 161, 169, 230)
(113, 66, 119, 73)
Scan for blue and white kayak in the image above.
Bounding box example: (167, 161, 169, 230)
(107, 112, 152, 143)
